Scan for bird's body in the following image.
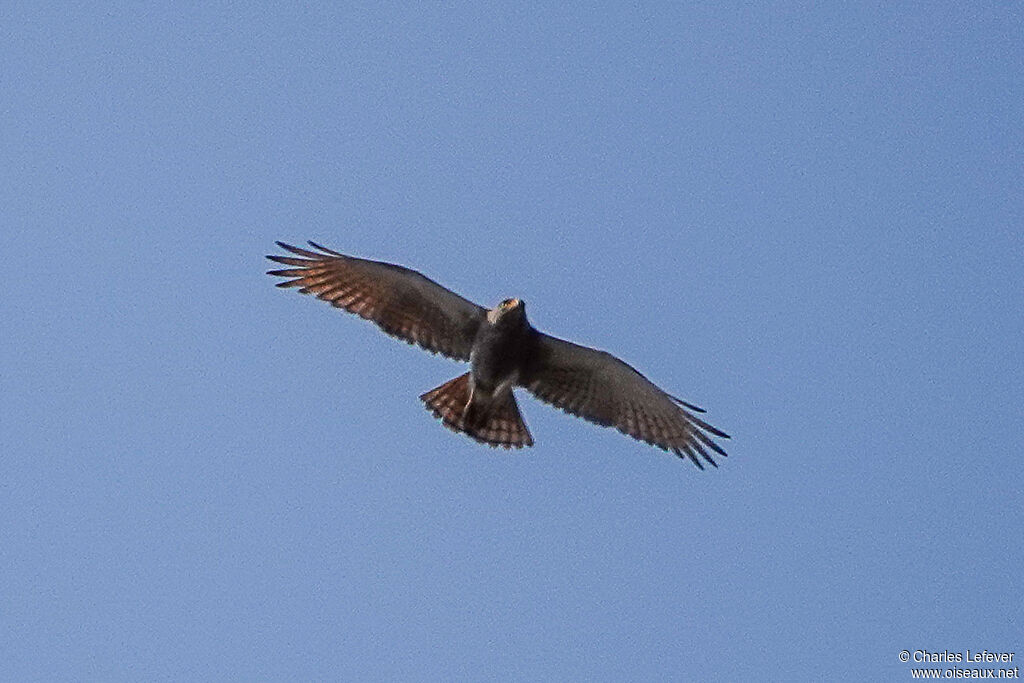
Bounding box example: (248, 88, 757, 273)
(267, 241, 730, 468)
(470, 299, 530, 395)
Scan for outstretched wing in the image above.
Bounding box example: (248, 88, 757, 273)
(267, 241, 486, 361)
(522, 333, 730, 469)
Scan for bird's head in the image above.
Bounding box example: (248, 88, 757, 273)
(487, 298, 526, 325)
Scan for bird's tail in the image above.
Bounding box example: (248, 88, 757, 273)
(420, 373, 534, 449)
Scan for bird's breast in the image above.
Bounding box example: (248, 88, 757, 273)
(469, 324, 530, 393)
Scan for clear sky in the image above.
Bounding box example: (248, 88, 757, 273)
(2, 4, 1021, 681)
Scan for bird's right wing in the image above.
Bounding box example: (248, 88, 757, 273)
(267, 241, 486, 361)
(522, 333, 730, 468)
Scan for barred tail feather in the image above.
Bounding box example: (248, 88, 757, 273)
(420, 374, 534, 449)
(420, 373, 472, 432)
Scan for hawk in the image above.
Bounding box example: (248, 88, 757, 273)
(266, 241, 730, 468)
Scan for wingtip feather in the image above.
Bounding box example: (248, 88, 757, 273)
(693, 429, 729, 458)
(675, 446, 705, 470)
(307, 240, 344, 256)
(274, 241, 324, 258)
(669, 394, 706, 412)
(691, 441, 719, 468)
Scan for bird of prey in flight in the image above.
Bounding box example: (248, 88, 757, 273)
(266, 241, 730, 468)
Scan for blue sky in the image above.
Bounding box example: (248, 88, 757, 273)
(2, 3, 1021, 680)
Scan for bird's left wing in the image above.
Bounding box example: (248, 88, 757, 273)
(522, 333, 730, 468)
(267, 241, 486, 361)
